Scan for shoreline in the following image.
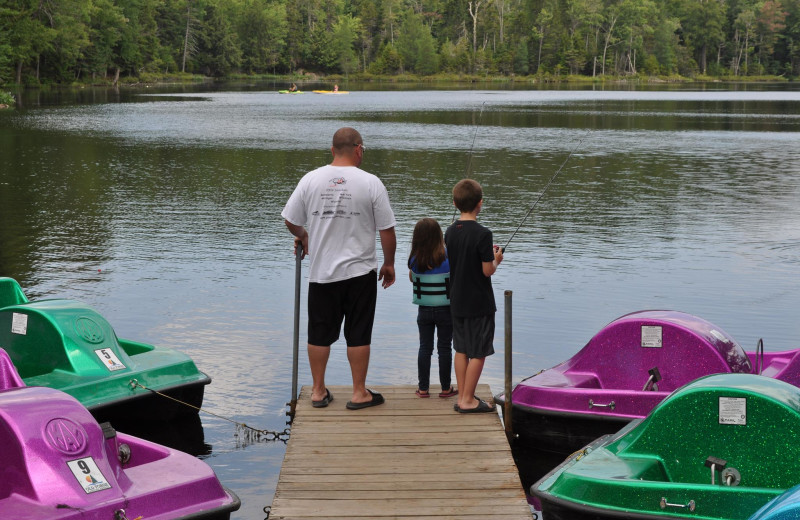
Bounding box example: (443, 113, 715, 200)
(1, 72, 792, 91)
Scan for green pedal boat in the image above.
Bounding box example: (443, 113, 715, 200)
(533, 373, 800, 520)
(0, 277, 210, 422)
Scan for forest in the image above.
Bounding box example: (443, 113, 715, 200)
(1, 0, 799, 86)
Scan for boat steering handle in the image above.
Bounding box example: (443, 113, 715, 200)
(660, 497, 696, 512)
(588, 399, 615, 410)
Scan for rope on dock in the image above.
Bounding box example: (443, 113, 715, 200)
(128, 379, 291, 443)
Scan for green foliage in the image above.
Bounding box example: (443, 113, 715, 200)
(2, 0, 800, 85)
(238, 0, 288, 73)
(673, 0, 726, 74)
(194, 2, 242, 77)
(396, 11, 439, 75)
(369, 43, 402, 74)
(651, 16, 680, 75)
(439, 39, 470, 74)
(0, 91, 14, 106)
(332, 14, 362, 74)
(0, 43, 10, 85)
(84, 0, 127, 79)
(513, 38, 530, 75)
(306, 23, 339, 72)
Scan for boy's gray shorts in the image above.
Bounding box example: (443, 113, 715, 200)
(452, 314, 495, 359)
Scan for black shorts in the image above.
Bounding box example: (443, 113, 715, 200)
(307, 271, 377, 347)
(452, 314, 495, 359)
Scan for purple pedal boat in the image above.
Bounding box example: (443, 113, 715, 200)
(0, 348, 240, 520)
(495, 310, 800, 456)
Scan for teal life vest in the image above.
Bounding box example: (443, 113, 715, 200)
(411, 272, 450, 307)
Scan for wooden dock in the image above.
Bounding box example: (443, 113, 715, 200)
(270, 384, 533, 519)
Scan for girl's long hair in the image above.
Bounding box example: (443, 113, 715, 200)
(409, 218, 446, 272)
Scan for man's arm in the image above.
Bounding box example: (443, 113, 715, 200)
(378, 227, 396, 288)
(285, 220, 308, 259)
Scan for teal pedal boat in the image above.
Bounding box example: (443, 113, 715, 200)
(0, 277, 210, 422)
(748, 484, 800, 520)
(533, 373, 800, 520)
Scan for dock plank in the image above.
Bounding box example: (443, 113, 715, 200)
(269, 384, 533, 519)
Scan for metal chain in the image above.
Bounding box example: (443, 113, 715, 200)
(235, 422, 290, 443)
(129, 379, 291, 442)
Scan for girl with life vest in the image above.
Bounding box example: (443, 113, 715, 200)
(408, 218, 457, 398)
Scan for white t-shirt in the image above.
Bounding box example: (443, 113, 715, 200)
(282, 164, 396, 283)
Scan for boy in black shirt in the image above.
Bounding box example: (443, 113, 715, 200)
(445, 179, 503, 413)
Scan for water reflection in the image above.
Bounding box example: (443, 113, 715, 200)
(1, 85, 800, 518)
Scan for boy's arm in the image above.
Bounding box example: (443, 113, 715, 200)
(482, 246, 503, 277)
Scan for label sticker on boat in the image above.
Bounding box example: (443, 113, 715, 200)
(719, 397, 747, 425)
(67, 457, 112, 493)
(94, 348, 126, 371)
(641, 326, 663, 348)
(11, 312, 28, 335)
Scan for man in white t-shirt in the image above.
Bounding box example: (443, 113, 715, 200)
(282, 127, 396, 410)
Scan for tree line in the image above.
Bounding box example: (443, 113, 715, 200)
(2, 0, 799, 86)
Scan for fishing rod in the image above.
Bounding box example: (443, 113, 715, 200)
(453, 102, 487, 222)
(463, 101, 486, 178)
(501, 139, 582, 253)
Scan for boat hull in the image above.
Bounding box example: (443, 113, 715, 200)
(88, 375, 210, 423)
(533, 374, 799, 520)
(0, 277, 211, 421)
(498, 397, 630, 454)
(537, 494, 670, 520)
(501, 310, 800, 458)
(0, 384, 240, 520)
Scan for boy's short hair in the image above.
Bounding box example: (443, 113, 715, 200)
(453, 179, 483, 213)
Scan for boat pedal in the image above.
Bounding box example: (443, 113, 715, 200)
(642, 366, 662, 391)
(704, 456, 727, 485)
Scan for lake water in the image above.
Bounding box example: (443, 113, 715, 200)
(2, 82, 800, 518)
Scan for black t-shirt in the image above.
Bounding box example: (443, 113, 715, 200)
(444, 219, 496, 318)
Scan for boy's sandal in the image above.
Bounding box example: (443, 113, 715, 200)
(439, 387, 458, 398)
(415, 389, 430, 398)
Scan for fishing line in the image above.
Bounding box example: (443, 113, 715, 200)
(464, 101, 486, 178)
(452, 101, 487, 222)
(501, 138, 583, 253)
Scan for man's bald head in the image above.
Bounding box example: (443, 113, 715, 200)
(330, 127, 364, 167)
(332, 127, 363, 153)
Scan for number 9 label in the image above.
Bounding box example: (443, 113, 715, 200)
(67, 457, 112, 493)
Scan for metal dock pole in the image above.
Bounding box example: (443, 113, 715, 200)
(289, 251, 301, 420)
(504, 290, 513, 440)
